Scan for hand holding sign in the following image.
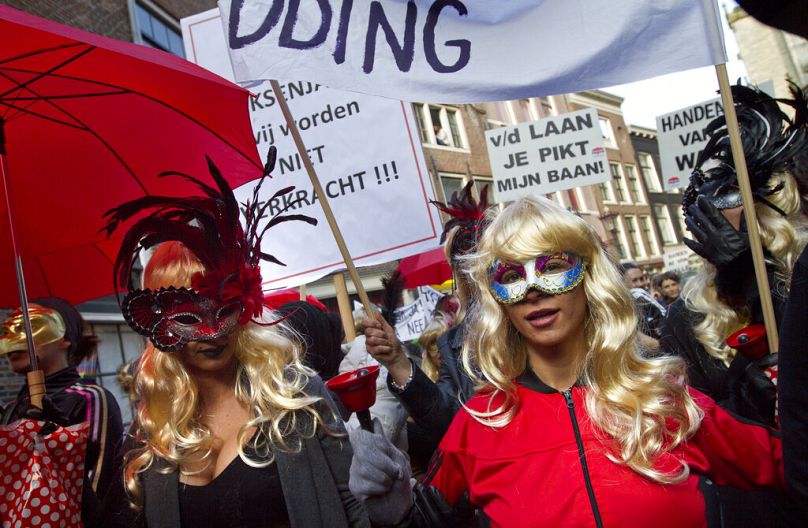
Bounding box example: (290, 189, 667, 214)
(363, 316, 411, 387)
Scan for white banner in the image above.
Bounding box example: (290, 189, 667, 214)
(182, 10, 442, 289)
(656, 98, 723, 190)
(219, 0, 727, 103)
(486, 108, 609, 202)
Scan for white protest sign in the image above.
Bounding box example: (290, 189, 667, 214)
(182, 10, 442, 289)
(656, 98, 723, 191)
(351, 286, 443, 341)
(218, 0, 726, 103)
(394, 286, 443, 342)
(656, 80, 776, 191)
(486, 108, 609, 202)
(663, 245, 693, 273)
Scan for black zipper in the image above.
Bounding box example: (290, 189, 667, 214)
(562, 389, 604, 528)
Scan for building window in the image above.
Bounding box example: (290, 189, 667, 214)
(439, 174, 464, 202)
(610, 163, 628, 203)
(640, 215, 660, 255)
(414, 103, 468, 149)
(439, 174, 494, 204)
(133, 1, 185, 57)
(625, 165, 644, 203)
(604, 216, 627, 259)
(599, 117, 616, 148)
(598, 182, 612, 203)
(638, 152, 661, 192)
(624, 215, 645, 258)
(473, 177, 496, 204)
(652, 204, 675, 245)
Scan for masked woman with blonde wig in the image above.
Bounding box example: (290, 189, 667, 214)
(662, 83, 808, 428)
(347, 196, 804, 528)
(101, 156, 367, 527)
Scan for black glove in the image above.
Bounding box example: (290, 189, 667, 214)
(723, 353, 778, 428)
(684, 196, 750, 268)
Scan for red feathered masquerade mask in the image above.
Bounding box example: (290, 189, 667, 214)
(430, 181, 491, 263)
(102, 148, 317, 352)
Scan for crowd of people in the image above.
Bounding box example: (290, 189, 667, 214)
(1, 83, 807, 527)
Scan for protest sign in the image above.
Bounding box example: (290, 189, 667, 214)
(182, 10, 442, 288)
(656, 81, 774, 191)
(350, 286, 443, 341)
(663, 245, 693, 273)
(219, 0, 726, 103)
(485, 109, 609, 202)
(656, 98, 723, 190)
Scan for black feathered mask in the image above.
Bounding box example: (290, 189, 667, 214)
(683, 81, 808, 216)
(101, 148, 317, 351)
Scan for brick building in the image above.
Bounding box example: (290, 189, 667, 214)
(564, 92, 663, 268)
(629, 126, 688, 257)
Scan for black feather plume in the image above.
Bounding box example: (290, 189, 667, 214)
(380, 270, 405, 327)
(683, 81, 808, 214)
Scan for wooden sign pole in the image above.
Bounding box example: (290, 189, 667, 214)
(270, 80, 374, 317)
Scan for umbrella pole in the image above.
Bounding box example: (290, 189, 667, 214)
(269, 80, 375, 317)
(0, 118, 45, 408)
(714, 64, 778, 353)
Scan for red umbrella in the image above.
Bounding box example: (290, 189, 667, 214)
(0, 9, 262, 521)
(396, 247, 452, 289)
(0, 5, 262, 308)
(264, 288, 327, 312)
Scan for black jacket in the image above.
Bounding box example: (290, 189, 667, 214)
(387, 323, 476, 440)
(778, 244, 808, 513)
(2, 366, 124, 525)
(101, 375, 368, 528)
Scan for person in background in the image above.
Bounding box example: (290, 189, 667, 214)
(277, 300, 344, 382)
(620, 262, 665, 351)
(655, 271, 682, 308)
(1, 296, 124, 527)
(340, 306, 409, 450)
(433, 124, 450, 146)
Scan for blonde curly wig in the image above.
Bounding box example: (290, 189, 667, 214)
(461, 196, 703, 484)
(124, 242, 325, 507)
(682, 173, 807, 364)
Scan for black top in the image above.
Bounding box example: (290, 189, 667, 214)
(178, 454, 289, 528)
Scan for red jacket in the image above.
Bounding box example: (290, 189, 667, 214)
(424, 368, 783, 528)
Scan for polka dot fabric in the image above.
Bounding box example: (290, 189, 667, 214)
(0, 420, 89, 528)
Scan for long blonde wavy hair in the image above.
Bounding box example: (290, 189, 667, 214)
(682, 173, 807, 364)
(124, 242, 325, 507)
(462, 196, 703, 484)
(418, 315, 450, 381)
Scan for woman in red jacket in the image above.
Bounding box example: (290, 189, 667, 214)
(349, 195, 794, 527)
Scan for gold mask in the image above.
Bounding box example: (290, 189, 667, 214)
(0, 307, 66, 355)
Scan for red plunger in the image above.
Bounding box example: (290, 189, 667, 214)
(727, 324, 768, 360)
(326, 366, 380, 431)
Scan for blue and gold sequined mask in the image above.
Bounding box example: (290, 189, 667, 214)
(489, 252, 585, 304)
